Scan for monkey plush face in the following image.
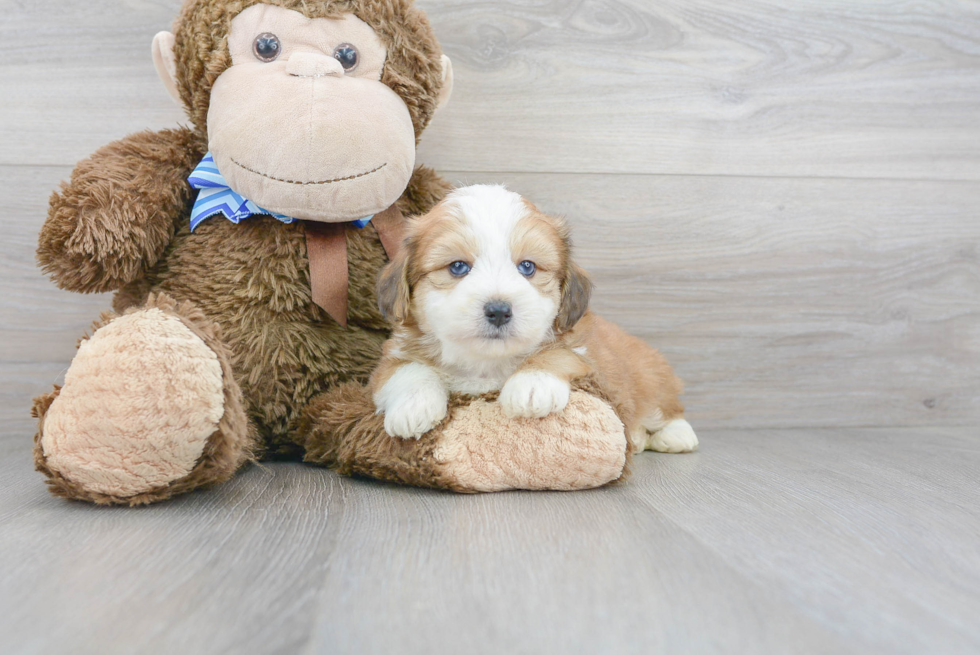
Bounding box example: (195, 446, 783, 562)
(154, 1, 453, 223)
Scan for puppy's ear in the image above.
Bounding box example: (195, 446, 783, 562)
(556, 260, 593, 332)
(377, 246, 412, 324)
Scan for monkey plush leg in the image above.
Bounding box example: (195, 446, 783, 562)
(33, 294, 255, 505)
(298, 379, 629, 492)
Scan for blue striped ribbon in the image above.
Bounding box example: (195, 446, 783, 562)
(188, 153, 373, 231)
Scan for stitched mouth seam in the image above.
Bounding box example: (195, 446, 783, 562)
(230, 159, 387, 186)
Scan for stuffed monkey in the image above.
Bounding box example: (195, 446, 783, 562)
(32, 0, 629, 505)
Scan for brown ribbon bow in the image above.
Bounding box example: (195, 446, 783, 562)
(304, 204, 406, 327)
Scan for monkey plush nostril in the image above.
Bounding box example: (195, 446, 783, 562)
(286, 52, 345, 78)
(484, 301, 513, 328)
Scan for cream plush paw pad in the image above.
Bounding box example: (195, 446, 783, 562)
(40, 308, 225, 498)
(433, 390, 627, 492)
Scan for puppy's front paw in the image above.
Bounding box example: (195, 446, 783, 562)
(382, 384, 448, 439)
(499, 370, 571, 419)
(375, 363, 449, 439)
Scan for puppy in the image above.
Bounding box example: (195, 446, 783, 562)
(370, 185, 698, 454)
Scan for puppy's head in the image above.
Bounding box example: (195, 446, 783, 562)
(377, 185, 592, 361)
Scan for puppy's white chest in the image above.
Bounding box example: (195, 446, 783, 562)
(443, 359, 519, 395)
(446, 372, 509, 395)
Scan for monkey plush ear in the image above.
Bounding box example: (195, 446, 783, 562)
(377, 248, 413, 324)
(436, 54, 454, 111)
(556, 261, 594, 332)
(152, 31, 181, 105)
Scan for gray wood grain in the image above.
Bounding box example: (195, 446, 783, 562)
(2, 1, 979, 180)
(301, 471, 863, 655)
(2, 388, 978, 654)
(6, 166, 978, 429)
(421, 0, 980, 179)
(3, 1, 980, 654)
(639, 429, 980, 655)
(1, 165, 112, 365)
(0, 0, 185, 167)
(0, 455, 344, 654)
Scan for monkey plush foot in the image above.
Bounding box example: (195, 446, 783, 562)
(299, 377, 630, 492)
(33, 294, 254, 505)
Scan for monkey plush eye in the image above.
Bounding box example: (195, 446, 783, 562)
(253, 33, 282, 62)
(449, 261, 471, 277)
(333, 43, 359, 72)
(517, 261, 537, 277)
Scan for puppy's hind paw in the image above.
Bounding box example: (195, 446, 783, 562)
(499, 370, 571, 419)
(648, 419, 699, 453)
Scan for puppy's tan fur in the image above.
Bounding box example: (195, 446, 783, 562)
(371, 189, 695, 453)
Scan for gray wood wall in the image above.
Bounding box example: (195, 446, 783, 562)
(2, 0, 978, 431)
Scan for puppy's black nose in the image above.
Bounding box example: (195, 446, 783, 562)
(484, 301, 513, 327)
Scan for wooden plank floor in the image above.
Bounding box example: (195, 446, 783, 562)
(2, 404, 979, 654)
(1, 0, 979, 653)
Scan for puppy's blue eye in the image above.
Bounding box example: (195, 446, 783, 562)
(517, 260, 536, 277)
(449, 261, 471, 277)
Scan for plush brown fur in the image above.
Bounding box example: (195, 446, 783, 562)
(38, 128, 206, 294)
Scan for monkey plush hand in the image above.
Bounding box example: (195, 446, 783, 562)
(32, 0, 629, 505)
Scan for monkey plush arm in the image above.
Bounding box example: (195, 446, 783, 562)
(38, 127, 206, 293)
